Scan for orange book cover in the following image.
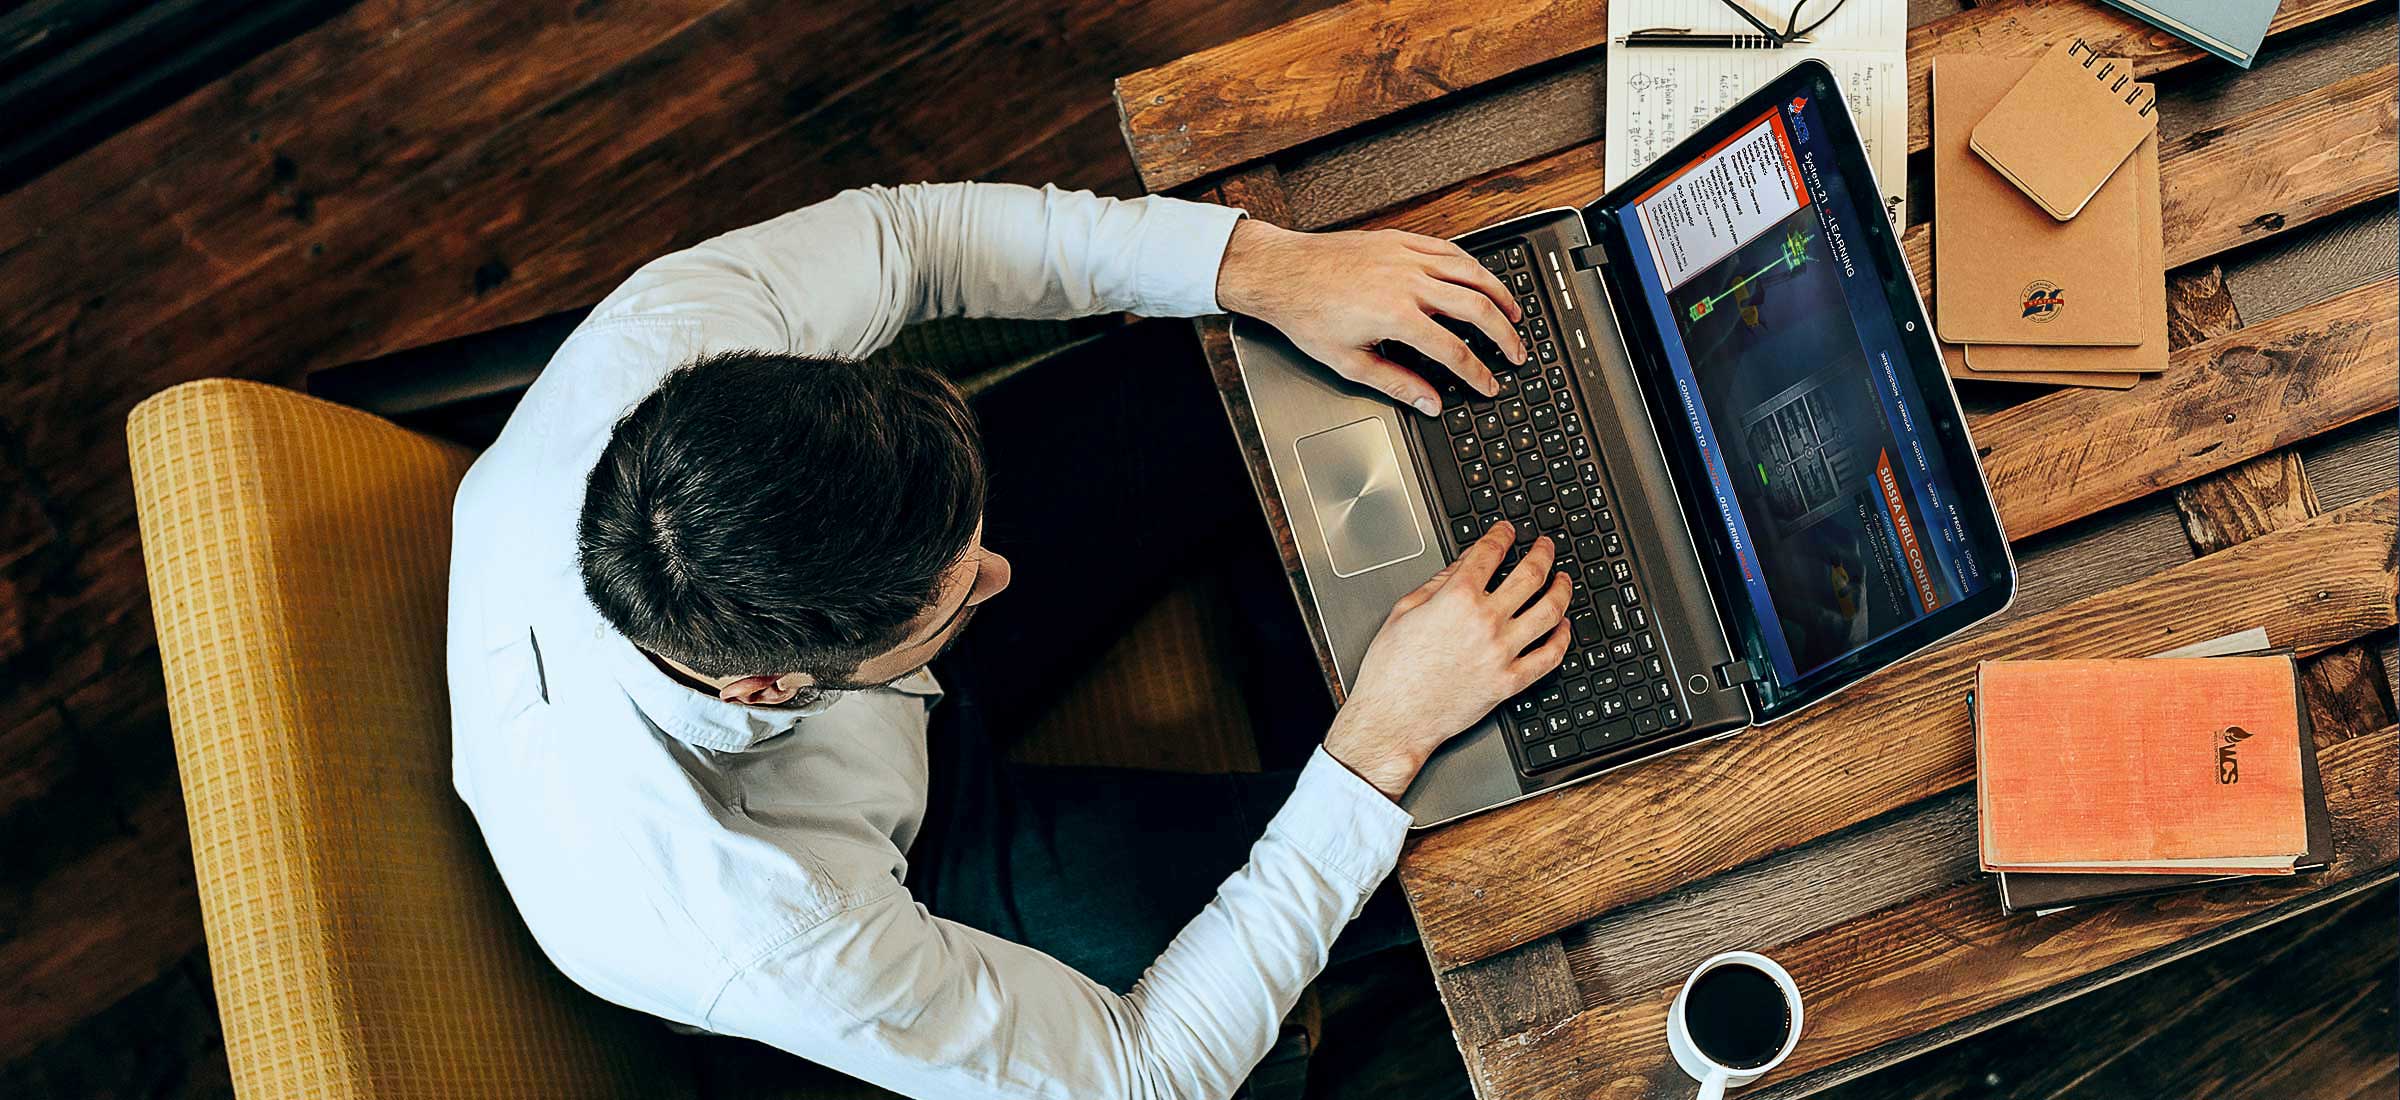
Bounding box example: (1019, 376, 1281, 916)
(1975, 657, 2307, 875)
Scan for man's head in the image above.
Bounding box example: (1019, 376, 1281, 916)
(578, 351, 1011, 707)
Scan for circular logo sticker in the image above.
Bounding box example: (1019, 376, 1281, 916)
(2020, 280, 2065, 323)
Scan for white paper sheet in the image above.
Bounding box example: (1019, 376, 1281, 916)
(1605, 0, 1909, 226)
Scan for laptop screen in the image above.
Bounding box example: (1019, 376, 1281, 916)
(1605, 87, 1999, 690)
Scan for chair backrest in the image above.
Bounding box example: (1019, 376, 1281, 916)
(127, 378, 693, 1099)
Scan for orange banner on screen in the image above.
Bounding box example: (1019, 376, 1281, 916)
(1876, 449, 1941, 613)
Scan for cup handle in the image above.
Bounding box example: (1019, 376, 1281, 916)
(1696, 1067, 1730, 1100)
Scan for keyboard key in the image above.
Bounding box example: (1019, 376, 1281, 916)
(1595, 507, 1616, 532)
(1620, 584, 1640, 607)
(1476, 411, 1504, 438)
(1527, 737, 1574, 767)
(1610, 560, 1633, 583)
(1527, 475, 1555, 503)
(1634, 710, 1663, 735)
(1638, 631, 1657, 653)
(1583, 719, 1635, 752)
(1494, 465, 1523, 493)
(1608, 638, 1638, 662)
(1462, 460, 1490, 488)
(1603, 532, 1622, 556)
(1580, 462, 1602, 487)
(1572, 610, 1602, 646)
(1537, 341, 1558, 364)
(1510, 271, 1534, 294)
(1529, 316, 1551, 341)
(1509, 697, 1539, 721)
(1560, 412, 1583, 437)
(1445, 406, 1473, 435)
(1520, 294, 1542, 317)
(1603, 601, 1627, 636)
(1565, 678, 1592, 703)
(1598, 695, 1626, 719)
(1521, 378, 1550, 404)
(1452, 434, 1482, 463)
(1567, 510, 1596, 535)
(1557, 484, 1587, 511)
(1494, 371, 1519, 396)
(1572, 701, 1602, 727)
(1486, 440, 1515, 467)
(1529, 405, 1559, 432)
(1575, 535, 1606, 560)
(1471, 485, 1500, 513)
(1506, 244, 1528, 268)
(1451, 517, 1480, 545)
(1645, 655, 1666, 679)
(1502, 491, 1531, 518)
(1544, 712, 1574, 738)
(1535, 502, 1563, 529)
(1499, 398, 1528, 425)
(1548, 456, 1576, 483)
(1509, 425, 1538, 453)
(1658, 702, 1684, 727)
(1626, 683, 1653, 708)
(1560, 650, 1586, 676)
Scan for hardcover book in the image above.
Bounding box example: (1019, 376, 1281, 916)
(1975, 656, 2309, 875)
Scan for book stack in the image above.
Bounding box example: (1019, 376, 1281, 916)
(1972, 653, 2333, 915)
(1929, 43, 2167, 390)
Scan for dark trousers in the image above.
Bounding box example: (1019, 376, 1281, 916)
(903, 322, 1415, 993)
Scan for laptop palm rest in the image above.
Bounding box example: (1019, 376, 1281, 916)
(1294, 419, 1427, 577)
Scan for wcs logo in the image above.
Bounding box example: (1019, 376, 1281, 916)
(2020, 280, 2066, 322)
(2216, 725, 2253, 785)
(1786, 97, 1812, 143)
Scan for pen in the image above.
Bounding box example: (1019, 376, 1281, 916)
(1619, 29, 1812, 49)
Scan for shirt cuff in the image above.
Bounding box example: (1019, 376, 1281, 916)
(1262, 747, 1415, 897)
(1133, 197, 1246, 317)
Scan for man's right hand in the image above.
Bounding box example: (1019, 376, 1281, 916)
(1323, 521, 1573, 799)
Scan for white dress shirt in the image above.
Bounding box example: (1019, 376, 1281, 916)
(446, 182, 1415, 1100)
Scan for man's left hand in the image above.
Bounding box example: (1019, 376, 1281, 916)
(1216, 220, 1526, 416)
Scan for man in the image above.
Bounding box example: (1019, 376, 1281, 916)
(448, 182, 1571, 1099)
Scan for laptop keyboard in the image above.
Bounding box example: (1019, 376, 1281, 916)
(1392, 238, 1689, 776)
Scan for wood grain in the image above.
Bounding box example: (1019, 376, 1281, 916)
(1117, 0, 1608, 193)
(1399, 492, 2398, 971)
(1464, 728, 2399, 1100)
(1117, 0, 2383, 195)
(1970, 277, 2396, 540)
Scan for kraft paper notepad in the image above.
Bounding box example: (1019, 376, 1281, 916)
(1962, 115, 2166, 376)
(1934, 56, 2147, 347)
(1971, 40, 2159, 221)
(1975, 657, 2310, 876)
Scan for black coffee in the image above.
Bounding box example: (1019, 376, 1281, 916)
(1684, 963, 1792, 1070)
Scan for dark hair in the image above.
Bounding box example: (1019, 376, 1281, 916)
(577, 351, 985, 682)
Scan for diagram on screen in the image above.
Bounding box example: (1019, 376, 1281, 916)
(1684, 227, 1816, 326)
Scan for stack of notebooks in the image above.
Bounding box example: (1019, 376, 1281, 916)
(1973, 642, 2333, 915)
(1931, 42, 2168, 390)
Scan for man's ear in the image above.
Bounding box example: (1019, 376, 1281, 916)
(719, 673, 802, 707)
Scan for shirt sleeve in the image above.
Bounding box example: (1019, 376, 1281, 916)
(580, 182, 1244, 364)
(704, 747, 1413, 1100)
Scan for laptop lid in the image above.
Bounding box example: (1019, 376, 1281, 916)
(1582, 59, 2014, 723)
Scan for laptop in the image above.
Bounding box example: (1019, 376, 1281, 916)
(1230, 61, 2018, 827)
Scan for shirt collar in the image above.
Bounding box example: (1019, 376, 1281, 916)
(601, 626, 941, 753)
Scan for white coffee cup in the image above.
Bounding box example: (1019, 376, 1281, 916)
(1666, 951, 1804, 1100)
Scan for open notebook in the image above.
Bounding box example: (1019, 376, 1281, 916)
(1606, 0, 1908, 226)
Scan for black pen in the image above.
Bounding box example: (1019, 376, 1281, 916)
(1619, 29, 1812, 49)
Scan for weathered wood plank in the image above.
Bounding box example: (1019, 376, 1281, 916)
(2175, 451, 2322, 554)
(1809, 884, 2397, 1100)
(1399, 492, 2398, 971)
(1432, 936, 1585, 1048)
(1117, 0, 2381, 195)
(1465, 727, 2399, 1100)
(1117, 0, 1609, 193)
(1971, 276, 2395, 540)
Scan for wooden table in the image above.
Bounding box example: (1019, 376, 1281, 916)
(1115, 3, 2399, 1096)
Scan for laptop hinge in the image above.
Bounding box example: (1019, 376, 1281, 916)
(1568, 244, 1608, 271)
(1713, 659, 1760, 689)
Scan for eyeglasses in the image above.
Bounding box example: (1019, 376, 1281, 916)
(1710, 0, 1852, 45)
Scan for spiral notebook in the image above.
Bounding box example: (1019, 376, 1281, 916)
(1971, 39, 2160, 220)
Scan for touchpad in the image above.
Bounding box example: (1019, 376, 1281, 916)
(1295, 418, 1426, 577)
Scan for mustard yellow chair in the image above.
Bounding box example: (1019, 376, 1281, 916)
(127, 374, 1272, 1098)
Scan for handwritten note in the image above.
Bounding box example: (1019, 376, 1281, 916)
(1604, 1, 1908, 226)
